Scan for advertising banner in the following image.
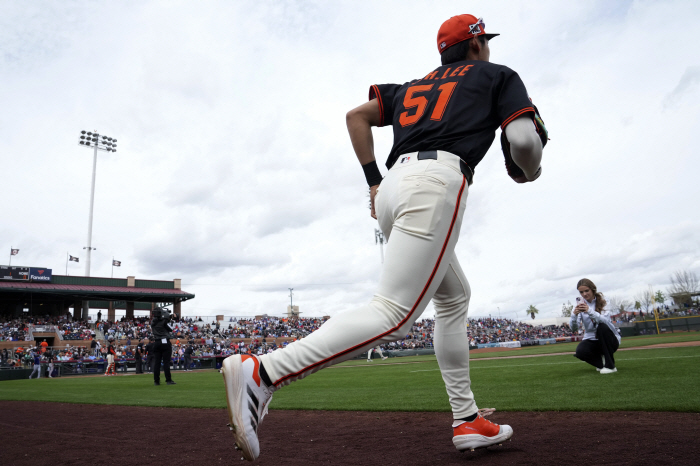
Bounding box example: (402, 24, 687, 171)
(499, 341, 522, 348)
(29, 267, 52, 282)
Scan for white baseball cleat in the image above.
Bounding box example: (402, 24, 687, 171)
(221, 354, 273, 461)
(453, 414, 513, 451)
(600, 367, 617, 374)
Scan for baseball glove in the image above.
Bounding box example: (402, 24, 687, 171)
(501, 105, 548, 183)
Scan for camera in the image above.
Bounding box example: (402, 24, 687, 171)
(153, 307, 171, 319)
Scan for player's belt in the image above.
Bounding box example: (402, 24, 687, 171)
(417, 150, 473, 185)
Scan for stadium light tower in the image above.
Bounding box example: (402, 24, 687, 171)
(375, 228, 385, 263)
(78, 130, 117, 277)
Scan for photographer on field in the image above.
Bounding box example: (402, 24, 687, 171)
(150, 307, 176, 386)
(570, 278, 621, 374)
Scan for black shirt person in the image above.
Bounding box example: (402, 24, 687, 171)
(134, 341, 144, 374)
(145, 339, 154, 373)
(150, 308, 176, 386)
(184, 342, 194, 372)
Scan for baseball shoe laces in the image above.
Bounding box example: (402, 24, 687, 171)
(452, 414, 513, 451)
(221, 354, 274, 461)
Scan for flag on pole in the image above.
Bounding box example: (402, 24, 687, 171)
(10, 249, 19, 255)
(69, 255, 79, 262)
(112, 260, 121, 267)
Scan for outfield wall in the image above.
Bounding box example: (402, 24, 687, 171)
(633, 316, 700, 335)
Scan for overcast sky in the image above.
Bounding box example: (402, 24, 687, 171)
(2, 0, 699, 321)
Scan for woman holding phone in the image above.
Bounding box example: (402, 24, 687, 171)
(570, 278, 621, 374)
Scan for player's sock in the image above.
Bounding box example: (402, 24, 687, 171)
(456, 413, 479, 423)
(259, 362, 273, 388)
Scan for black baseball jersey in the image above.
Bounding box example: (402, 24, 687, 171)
(370, 60, 534, 171)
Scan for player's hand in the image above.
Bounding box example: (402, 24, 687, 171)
(370, 185, 379, 219)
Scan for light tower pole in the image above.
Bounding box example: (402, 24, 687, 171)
(78, 130, 117, 321)
(375, 228, 385, 263)
(78, 130, 117, 277)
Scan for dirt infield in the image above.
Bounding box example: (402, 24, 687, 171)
(1, 401, 698, 466)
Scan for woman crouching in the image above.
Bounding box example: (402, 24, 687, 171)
(570, 278, 621, 374)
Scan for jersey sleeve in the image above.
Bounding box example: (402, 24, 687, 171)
(495, 68, 535, 129)
(369, 84, 401, 127)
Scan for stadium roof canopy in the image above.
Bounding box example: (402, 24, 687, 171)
(0, 274, 194, 318)
(0, 281, 194, 302)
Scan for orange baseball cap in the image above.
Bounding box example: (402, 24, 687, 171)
(437, 15, 499, 54)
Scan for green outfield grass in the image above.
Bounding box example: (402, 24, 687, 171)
(1, 341, 698, 413)
(335, 332, 700, 365)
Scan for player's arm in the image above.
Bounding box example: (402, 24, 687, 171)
(346, 98, 382, 219)
(504, 115, 542, 181)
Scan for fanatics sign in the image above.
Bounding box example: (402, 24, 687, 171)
(0, 266, 52, 282)
(29, 267, 52, 282)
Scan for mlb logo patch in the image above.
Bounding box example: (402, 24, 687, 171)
(400, 156, 411, 164)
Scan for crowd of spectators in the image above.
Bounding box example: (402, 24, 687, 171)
(613, 306, 700, 323)
(0, 319, 29, 342)
(5, 305, 699, 370)
(466, 317, 576, 346)
(0, 316, 96, 341)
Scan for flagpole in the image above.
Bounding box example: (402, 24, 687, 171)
(66, 252, 68, 275)
(111, 256, 114, 278)
(9, 247, 12, 266)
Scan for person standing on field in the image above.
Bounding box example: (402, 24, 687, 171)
(46, 350, 55, 378)
(135, 340, 144, 374)
(150, 308, 176, 386)
(221, 14, 546, 461)
(28, 348, 42, 379)
(145, 338, 154, 373)
(184, 341, 194, 371)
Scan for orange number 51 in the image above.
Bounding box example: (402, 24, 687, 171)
(399, 82, 458, 127)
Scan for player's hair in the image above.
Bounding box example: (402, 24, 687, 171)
(441, 36, 486, 66)
(576, 278, 607, 313)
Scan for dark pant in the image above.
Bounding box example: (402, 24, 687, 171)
(135, 356, 143, 374)
(152, 341, 173, 383)
(146, 355, 153, 372)
(574, 324, 620, 369)
(184, 355, 192, 370)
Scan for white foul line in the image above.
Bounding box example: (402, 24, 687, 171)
(409, 354, 700, 372)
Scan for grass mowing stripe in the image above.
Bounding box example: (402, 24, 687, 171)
(409, 354, 700, 372)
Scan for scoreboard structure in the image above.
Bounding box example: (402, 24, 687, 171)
(0, 266, 52, 282)
(0, 266, 29, 281)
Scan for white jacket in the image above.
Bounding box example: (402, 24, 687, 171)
(569, 299, 621, 344)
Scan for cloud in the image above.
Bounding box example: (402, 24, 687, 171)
(664, 66, 700, 109)
(2, 0, 699, 321)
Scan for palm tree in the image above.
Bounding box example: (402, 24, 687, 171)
(527, 305, 540, 320)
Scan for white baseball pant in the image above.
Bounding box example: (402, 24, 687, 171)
(260, 150, 477, 418)
(367, 346, 385, 360)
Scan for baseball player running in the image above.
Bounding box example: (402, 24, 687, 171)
(222, 14, 546, 461)
(367, 345, 388, 362)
